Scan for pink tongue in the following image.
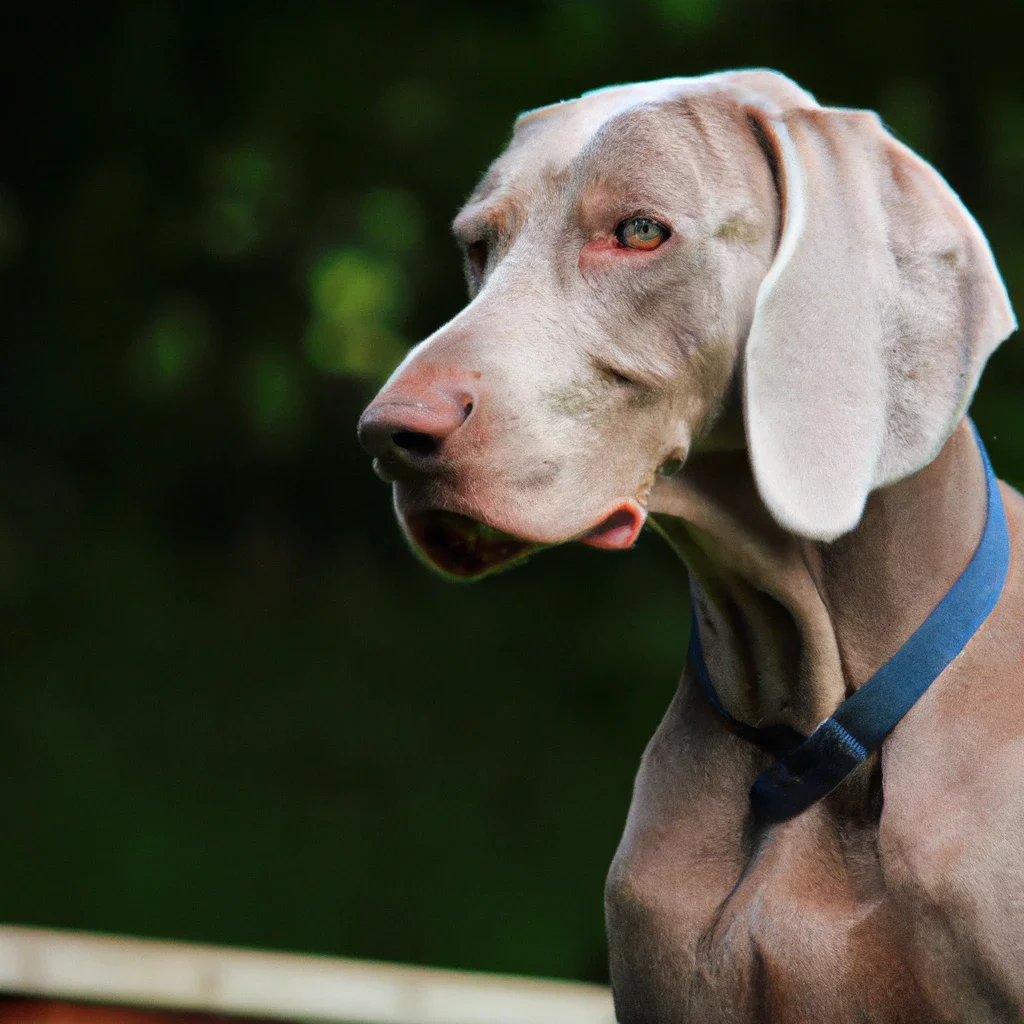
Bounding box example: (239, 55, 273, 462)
(580, 505, 645, 550)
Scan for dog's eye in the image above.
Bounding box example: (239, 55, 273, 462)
(466, 240, 488, 285)
(615, 217, 670, 251)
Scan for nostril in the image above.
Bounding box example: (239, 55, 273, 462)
(392, 430, 438, 457)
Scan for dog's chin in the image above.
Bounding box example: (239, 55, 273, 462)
(403, 510, 542, 580)
(402, 503, 647, 581)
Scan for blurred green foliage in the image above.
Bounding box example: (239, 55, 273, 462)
(1, 0, 1021, 985)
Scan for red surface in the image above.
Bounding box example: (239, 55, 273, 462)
(0, 999, 281, 1024)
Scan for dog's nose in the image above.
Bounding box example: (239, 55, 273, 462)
(358, 391, 474, 475)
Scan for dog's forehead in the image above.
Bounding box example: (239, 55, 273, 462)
(514, 79, 696, 160)
(469, 79, 701, 205)
(464, 72, 815, 204)
(457, 71, 818, 221)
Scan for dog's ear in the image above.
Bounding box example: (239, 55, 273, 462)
(741, 103, 1016, 541)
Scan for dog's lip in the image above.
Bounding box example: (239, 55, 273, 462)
(404, 510, 543, 579)
(402, 500, 648, 579)
(578, 502, 647, 550)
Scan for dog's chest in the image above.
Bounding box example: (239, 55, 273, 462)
(604, 683, 931, 1024)
(607, 818, 926, 1024)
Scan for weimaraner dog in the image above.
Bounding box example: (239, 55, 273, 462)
(358, 69, 1022, 1022)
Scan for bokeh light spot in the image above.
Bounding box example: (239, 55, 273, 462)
(309, 248, 405, 327)
(214, 148, 276, 204)
(132, 301, 211, 394)
(304, 321, 407, 380)
(357, 189, 425, 255)
(305, 247, 409, 381)
(202, 198, 260, 259)
(247, 350, 305, 436)
(198, 144, 294, 260)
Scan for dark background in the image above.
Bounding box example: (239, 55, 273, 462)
(2, 0, 1022, 986)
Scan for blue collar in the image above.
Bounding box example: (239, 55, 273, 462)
(689, 420, 1011, 823)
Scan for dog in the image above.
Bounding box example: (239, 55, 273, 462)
(358, 69, 1022, 1022)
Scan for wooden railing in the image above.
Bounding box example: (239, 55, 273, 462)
(0, 925, 616, 1024)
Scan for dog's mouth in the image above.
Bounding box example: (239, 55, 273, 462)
(404, 503, 647, 580)
(405, 511, 541, 579)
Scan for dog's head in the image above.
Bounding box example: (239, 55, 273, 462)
(358, 70, 1015, 579)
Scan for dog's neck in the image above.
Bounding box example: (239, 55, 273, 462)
(648, 417, 987, 735)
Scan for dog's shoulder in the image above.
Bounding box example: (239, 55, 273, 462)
(874, 485, 1024, 1013)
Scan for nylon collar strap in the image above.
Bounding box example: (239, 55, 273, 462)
(689, 420, 1011, 823)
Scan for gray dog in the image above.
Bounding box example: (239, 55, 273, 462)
(359, 70, 1022, 1022)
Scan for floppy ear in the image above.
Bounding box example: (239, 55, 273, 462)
(741, 103, 1016, 541)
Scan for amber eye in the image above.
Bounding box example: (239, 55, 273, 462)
(615, 216, 670, 251)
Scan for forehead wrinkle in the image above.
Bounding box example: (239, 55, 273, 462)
(675, 97, 715, 148)
(570, 102, 709, 216)
(670, 95, 751, 167)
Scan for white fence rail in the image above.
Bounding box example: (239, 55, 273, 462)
(0, 925, 616, 1024)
